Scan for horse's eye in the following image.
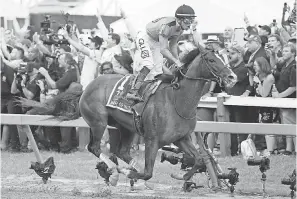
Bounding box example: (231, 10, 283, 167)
(209, 59, 215, 63)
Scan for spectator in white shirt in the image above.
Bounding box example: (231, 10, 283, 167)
(61, 29, 103, 90)
(100, 33, 130, 76)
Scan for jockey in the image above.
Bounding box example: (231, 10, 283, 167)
(125, 4, 197, 101)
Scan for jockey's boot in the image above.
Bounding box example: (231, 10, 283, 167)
(126, 66, 150, 102)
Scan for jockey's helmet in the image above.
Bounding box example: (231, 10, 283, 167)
(175, 4, 196, 18)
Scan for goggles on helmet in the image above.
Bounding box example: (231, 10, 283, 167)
(181, 17, 195, 25)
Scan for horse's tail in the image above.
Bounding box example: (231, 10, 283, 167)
(16, 90, 83, 121)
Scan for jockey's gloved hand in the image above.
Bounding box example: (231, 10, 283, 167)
(191, 20, 198, 31)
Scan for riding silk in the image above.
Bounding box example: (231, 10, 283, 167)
(106, 75, 162, 114)
(133, 31, 163, 80)
(146, 17, 183, 42)
(133, 17, 183, 81)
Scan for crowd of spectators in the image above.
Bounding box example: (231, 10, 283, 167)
(0, 11, 133, 153)
(194, 2, 296, 156)
(0, 2, 296, 156)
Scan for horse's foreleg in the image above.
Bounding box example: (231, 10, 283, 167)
(128, 137, 159, 181)
(173, 135, 219, 188)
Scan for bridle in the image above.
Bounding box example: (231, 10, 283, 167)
(178, 45, 225, 84)
(173, 45, 227, 120)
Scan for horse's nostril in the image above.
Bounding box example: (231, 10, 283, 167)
(228, 75, 235, 80)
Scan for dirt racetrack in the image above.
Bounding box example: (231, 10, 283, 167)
(1, 175, 285, 199)
(1, 150, 294, 199)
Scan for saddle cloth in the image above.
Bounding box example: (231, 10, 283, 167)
(106, 74, 162, 114)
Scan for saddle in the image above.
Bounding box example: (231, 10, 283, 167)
(106, 74, 174, 135)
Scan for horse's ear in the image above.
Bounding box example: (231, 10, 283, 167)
(180, 48, 201, 64)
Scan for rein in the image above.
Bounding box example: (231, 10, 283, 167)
(172, 46, 224, 120)
(172, 86, 197, 120)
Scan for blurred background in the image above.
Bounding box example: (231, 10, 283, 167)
(0, 0, 295, 34)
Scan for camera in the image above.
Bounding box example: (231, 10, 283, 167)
(40, 15, 52, 34)
(247, 157, 270, 173)
(281, 169, 296, 198)
(160, 152, 206, 172)
(161, 152, 180, 165)
(15, 63, 28, 86)
(217, 168, 239, 193)
(281, 169, 296, 187)
(39, 14, 70, 46)
(161, 146, 206, 171)
(217, 168, 239, 185)
(265, 43, 273, 49)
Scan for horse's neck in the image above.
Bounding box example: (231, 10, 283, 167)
(174, 59, 206, 119)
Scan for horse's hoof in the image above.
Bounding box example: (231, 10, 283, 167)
(109, 168, 119, 186)
(144, 181, 154, 190)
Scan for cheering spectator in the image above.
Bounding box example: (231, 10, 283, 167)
(1, 46, 24, 70)
(252, 57, 276, 152)
(100, 62, 114, 75)
(1, 55, 20, 152)
(39, 52, 79, 92)
(258, 25, 272, 37)
(11, 62, 42, 152)
(272, 43, 296, 155)
(100, 33, 130, 75)
(223, 26, 234, 47)
(225, 44, 250, 155)
(266, 34, 283, 69)
(60, 29, 103, 90)
(38, 52, 80, 153)
(242, 35, 269, 96)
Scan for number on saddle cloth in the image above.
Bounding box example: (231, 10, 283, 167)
(106, 74, 162, 115)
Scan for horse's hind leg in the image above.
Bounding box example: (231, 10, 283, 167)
(80, 100, 107, 158)
(88, 126, 107, 158)
(173, 135, 219, 189)
(117, 126, 134, 164)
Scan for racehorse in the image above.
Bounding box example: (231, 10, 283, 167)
(79, 45, 237, 187)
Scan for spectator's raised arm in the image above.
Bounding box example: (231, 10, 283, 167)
(120, 7, 137, 39)
(61, 29, 91, 57)
(12, 16, 30, 40)
(39, 67, 56, 89)
(243, 13, 251, 28)
(96, 8, 109, 41)
(33, 33, 51, 55)
(1, 29, 12, 60)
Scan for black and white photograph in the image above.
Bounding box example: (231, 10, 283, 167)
(0, 0, 296, 198)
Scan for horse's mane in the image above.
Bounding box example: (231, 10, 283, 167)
(174, 48, 201, 82)
(181, 48, 201, 66)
